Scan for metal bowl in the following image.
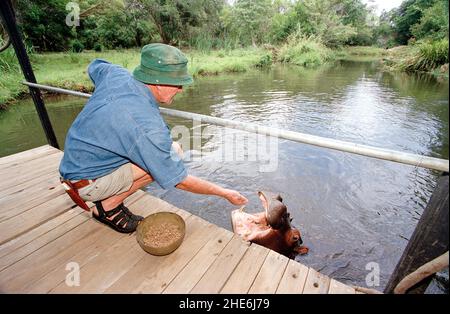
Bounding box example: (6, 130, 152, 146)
(136, 212, 186, 256)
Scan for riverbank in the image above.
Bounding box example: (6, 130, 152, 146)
(0, 47, 272, 107)
(382, 40, 449, 79)
(1, 44, 435, 107)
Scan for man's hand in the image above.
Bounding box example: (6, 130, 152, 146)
(223, 189, 248, 205)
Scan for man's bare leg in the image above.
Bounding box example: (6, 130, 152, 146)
(92, 164, 153, 216)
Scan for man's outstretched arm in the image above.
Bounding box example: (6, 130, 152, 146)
(176, 175, 248, 205)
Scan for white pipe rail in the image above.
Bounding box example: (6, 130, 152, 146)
(23, 81, 449, 172)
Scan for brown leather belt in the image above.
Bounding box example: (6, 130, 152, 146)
(69, 179, 96, 190)
(60, 178, 96, 212)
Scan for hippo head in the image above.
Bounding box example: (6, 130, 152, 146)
(258, 191, 308, 255)
(231, 191, 308, 257)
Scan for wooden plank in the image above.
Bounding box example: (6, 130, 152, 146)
(0, 190, 142, 260)
(0, 145, 55, 166)
(302, 267, 331, 294)
(106, 215, 215, 293)
(22, 192, 146, 293)
(248, 250, 289, 294)
(0, 170, 61, 204)
(0, 192, 143, 272)
(0, 208, 84, 259)
(0, 219, 101, 292)
(0, 193, 75, 245)
(0, 154, 62, 191)
(0, 213, 88, 272)
(0, 170, 60, 198)
(0, 148, 60, 173)
(276, 259, 309, 294)
(26, 226, 122, 293)
(49, 194, 189, 293)
(0, 151, 61, 178)
(0, 185, 65, 222)
(163, 228, 233, 294)
(328, 279, 356, 294)
(39, 227, 139, 294)
(190, 235, 250, 294)
(220, 243, 270, 294)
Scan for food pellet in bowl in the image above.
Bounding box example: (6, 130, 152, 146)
(143, 222, 183, 248)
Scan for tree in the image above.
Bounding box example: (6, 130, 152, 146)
(289, 0, 357, 48)
(338, 0, 376, 45)
(227, 0, 273, 47)
(16, 0, 75, 51)
(373, 10, 396, 48)
(140, 0, 223, 45)
(390, 0, 436, 45)
(411, 0, 449, 41)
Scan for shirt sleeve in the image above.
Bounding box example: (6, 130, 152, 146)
(128, 128, 187, 190)
(87, 59, 111, 85)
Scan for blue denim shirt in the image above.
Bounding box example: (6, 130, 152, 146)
(59, 59, 187, 189)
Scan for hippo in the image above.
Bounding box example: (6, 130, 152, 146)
(231, 191, 309, 258)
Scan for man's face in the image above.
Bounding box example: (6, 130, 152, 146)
(152, 85, 183, 104)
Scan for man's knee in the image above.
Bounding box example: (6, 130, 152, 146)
(130, 163, 153, 181)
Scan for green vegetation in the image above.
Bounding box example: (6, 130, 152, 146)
(278, 33, 335, 68)
(0, 47, 272, 105)
(11, 0, 386, 52)
(343, 46, 387, 57)
(401, 39, 449, 73)
(377, 0, 449, 76)
(384, 39, 449, 77)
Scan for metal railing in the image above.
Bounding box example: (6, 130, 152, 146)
(22, 81, 450, 173)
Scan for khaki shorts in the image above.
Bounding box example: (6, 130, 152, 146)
(78, 163, 134, 202)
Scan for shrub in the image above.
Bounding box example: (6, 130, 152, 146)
(400, 39, 449, 72)
(278, 33, 333, 67)
(255, 53, 272, 67)
(71, 40, 84, 53)
(93, 43, 103, 52)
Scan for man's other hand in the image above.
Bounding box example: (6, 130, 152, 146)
(176, 175, 248, 206)
(223, 189, 248, 205)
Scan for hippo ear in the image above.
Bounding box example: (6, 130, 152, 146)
(276, 194, 283, 202)
(258, 191, 269, 211)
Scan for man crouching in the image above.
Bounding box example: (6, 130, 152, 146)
(59, 43, 248, 233)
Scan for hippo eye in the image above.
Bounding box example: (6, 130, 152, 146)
(292, 235, 299, 241)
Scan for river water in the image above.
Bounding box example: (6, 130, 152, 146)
(0, 60, 448, 290)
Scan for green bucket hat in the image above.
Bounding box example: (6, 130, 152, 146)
(133, 43, 193, 86)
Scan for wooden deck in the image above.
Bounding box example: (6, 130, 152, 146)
(0, 145, 358, 294)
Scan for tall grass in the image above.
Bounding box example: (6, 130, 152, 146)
(0, 47, 273, 105)
(0, 46, 20, 73)
(278, 32, 334, 67)
(187, 33, 241, 53)
(187, 48, 272, 76)
(399, 39, 449, 73)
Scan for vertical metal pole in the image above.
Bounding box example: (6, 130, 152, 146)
(384, 173, 449, 294)
(0, 0, 59, 148)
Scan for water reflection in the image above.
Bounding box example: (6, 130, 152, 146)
(0, 61, 448, 289)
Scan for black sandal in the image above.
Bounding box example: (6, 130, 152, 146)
(93, 201, 141, 233)
(119, 203, 144, 222)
